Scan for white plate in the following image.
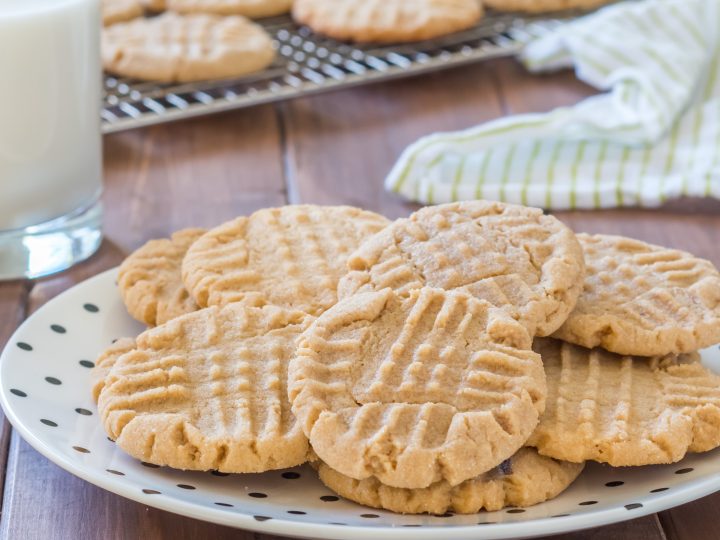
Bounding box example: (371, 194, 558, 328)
(1, 268, 720, 540)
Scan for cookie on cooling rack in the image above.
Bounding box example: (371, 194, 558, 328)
(292, 0, 484, 43)
(98, 303, 313, 472)
(317, 447, 584, 514)
(338, 200, 585, 338)
(164, 0, 292, 18)
(529, 338, 720, 466)
(102, 0, 143, 26)
(553, 234, 720, 356)
(483, 0, 613, 13)
(102, 12, 276, 82)
(288, 286, 546, 489)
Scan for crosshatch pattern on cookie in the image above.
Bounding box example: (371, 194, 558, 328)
(289, 287, 546, 490)
(182, 205, 389, 315)
(338, 201, 585, 337)
(118, 228, 206, 327)
(98, 303, 313, 472)
(553, 233, 720, 356)
(483, 0, 613, 13)
(167, 0, 293, 18)
(292, 0, 483, 43)
(317, 448, 584, 514)
(529, 338, 720, 466)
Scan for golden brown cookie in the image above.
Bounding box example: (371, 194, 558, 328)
(182, 205, 389, 316)
(167, 0, 292, 18)
(338, 201, 585, 338)
(102, 0, 144, 26)
(98, 304, 313, 472)
(529, 338, 720, 466)
(288, 286, 546, 489)
(317, 447, 584, 514)
(102, 13, 276, 82)
(553, 234, 720, 356)
(91, 338, 136, 402)
(292, 0, 483, 43)
(483, 0, 612, 13)
(118, 228, 205, 327)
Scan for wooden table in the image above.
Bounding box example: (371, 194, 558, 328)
(1, 57, 719, 539)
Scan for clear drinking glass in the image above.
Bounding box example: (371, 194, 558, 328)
(0, 0, 102, 280)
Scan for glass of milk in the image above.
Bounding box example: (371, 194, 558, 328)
(0, 0, 102, 280)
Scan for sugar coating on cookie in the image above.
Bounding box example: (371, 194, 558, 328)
(99, 304, 313, 472)
(292, 0, 483, 43)
(91, 337, 137, 402)
(529, 338, 720, 466)
(317, 447, 584, 514)
(102, 13, 276, 82)
(483, 0, 612, 13)
(102, 0, 143, 26)
(118, 228, 206, 327)
(182, 205, 389, 316)
(338, 201, 585, 338)
(167, 0, 292, 18)
(553, 233, 720, 356)
(288, 286, 546, 489)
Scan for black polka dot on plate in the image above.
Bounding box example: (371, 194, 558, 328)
(50, 324, 66, 334)
(552, 514, 570, 518)
(75, 408, 92, 416)
(361, 514, 379, 519)
(282, 472, 301, 479)
(477, 521, 496, 525)
(434, 512, 453, 518)
(16, 342, 32, 351)
(177, 484, 195, 490)
(211, 470, 229, 477)
(141, 462, 160, 468)
(579, 501, 598, 506)
(506, 508, 525, 514)
(605, 481, 624, 487)
(83, 303, 99, 313)
(45, 377, 62, 385)
(253, 516, 271, 522)
(10, 389, 27, 398)
(79, 360, 95, 368)
(40, 419, 57, 427)
(320, 495, 339, 502)
(625, 503, 643, 510)
(106, 469, 125, 476)
(72, 446, 90, 453)
(651, 487, 669, 493)
(329, 523, 346, 526)
(676, 468, 694, 474)
(287, 510, 306, 515)
(142, 489, 160, 495)
(248, 492, 267, 498)
(215, 502, 233, 507)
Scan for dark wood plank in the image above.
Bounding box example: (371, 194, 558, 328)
(658, 493, 720, 540)
(281, 61, 506, 218)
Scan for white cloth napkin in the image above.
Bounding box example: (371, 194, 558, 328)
(385, 0, 720, 209)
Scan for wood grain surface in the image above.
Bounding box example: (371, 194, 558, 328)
(0, 56, 719, 539)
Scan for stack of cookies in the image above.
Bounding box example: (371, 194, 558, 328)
(93, 201, 720, 515)
(101, 0, 617, 82)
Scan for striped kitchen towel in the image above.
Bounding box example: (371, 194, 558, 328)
(385, 0, 720, 209)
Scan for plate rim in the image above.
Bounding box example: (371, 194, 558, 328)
(1, 267, 720, 540)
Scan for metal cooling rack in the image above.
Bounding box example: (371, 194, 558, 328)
(101, 12, 569, 133)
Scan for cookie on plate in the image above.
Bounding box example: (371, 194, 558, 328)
(553, 234, 720, 356)
(292, 0, 483, 43)
(317, 447, 584, 514)
(529, 338, 720, 466)
(91, 337, 136, 402)
(338, 201, 585, 337)
(167, 0, 292, 18)
(118, 228, 206, 327)
(288, 286, 546, 489)
(182, 205, 389, 316)
(102, 13, 276, 82)
(483, 0, 613, 13)
(98, 303, 313, 472)
(102, 0, 143, 26)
